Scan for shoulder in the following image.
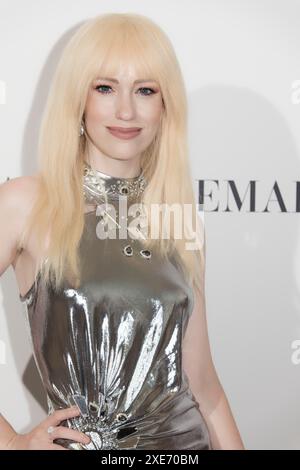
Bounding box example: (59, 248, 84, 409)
(0, 174, 40, 213)
(0, 174, 41, 271)
(0, 174, 41, 247)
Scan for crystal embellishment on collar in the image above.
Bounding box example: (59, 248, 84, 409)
(83, 160, 147, 204)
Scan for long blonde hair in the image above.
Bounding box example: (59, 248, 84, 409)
(19, 12, 205, 296)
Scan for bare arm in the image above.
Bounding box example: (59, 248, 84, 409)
(0, 177, 90, 450)
(0, 178, 25, 448)
(0, 413, 18, 449)
(182, 235, 245, 450)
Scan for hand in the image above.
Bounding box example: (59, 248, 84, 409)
(6, 405, 91, 450)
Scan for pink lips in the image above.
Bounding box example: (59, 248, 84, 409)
(107, 126, 142, 140)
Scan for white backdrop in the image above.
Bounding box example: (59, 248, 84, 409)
(0, 0, 300, 450)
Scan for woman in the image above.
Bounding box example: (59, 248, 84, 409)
(0, 13, 244, 450)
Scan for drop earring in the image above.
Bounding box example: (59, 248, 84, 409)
(79, 120, 85, 136)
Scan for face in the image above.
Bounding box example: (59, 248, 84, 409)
(83, 63, 164, 166)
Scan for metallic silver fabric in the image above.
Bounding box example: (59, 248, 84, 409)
(19, 169, 212, 450)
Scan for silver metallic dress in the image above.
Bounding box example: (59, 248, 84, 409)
(19, 163, 212, 450)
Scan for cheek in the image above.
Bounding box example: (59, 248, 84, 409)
(84, 93, 112, 123)
(140, 101, 163, 126)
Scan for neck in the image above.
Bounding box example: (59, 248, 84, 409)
(84, 154, 142, 179)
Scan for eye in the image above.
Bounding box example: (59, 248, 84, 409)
(138, 87, 156, 96)
(95, 85, 156, 96)
(95, 85, 111, 94)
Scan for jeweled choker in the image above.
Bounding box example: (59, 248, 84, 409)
(83, 160, 147, 204)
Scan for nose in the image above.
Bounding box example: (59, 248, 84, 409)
(115, 90, 136, 120)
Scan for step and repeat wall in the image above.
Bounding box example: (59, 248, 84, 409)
(0, 0, 299, 450)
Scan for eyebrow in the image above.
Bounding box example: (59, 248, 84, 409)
(95, 77, 158, 84)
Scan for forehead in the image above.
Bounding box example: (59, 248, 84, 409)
(95, 59, 157, 83)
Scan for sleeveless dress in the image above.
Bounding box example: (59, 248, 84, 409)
(19, 164, 212, 450)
